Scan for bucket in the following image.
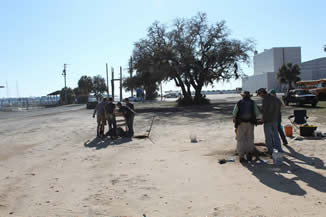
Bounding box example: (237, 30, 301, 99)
(284, 125, 293, 137)
(299, 125, 317, 137)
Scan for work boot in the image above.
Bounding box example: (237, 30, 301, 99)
(239, 156, 246, 163)
(246, 153, 252, 162)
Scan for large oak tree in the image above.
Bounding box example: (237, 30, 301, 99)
(131, 12, 254, 104)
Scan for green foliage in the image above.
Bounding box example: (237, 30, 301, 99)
(73, 87, 88, 104)
(78, 76, 93, 94)
(92, 75, 107, 99)
(132, 12, 254, 104)
(123, 71, 159, 100)
(60, 87, 75, 104)
(277, 63, 301, 90)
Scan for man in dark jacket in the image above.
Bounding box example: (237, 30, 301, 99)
(233, 91, 261, 162)
(105, 97, 117, 138)
(257, 88, 283, 155)
(117, 101, 136, 137)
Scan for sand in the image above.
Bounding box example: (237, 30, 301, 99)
(0, 96, 326, 217)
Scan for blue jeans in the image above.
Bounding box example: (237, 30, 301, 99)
(126, 114, 134, 137)
(264, 121, 283, 154)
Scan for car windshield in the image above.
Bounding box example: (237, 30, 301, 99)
(88, 95, 97, 102)
(295, 90, 310, 95)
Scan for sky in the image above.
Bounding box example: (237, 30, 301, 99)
(1, 0, 325, 98)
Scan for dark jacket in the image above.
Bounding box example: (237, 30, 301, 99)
(236, 98, 256, 126)
(262, 94, 281, 123)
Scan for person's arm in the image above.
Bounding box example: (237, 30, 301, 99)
(125, 104, 136, 114)
(261, 98, 266, 122)
(93, 105, 98, 118)
(254, 102, 262, 120)
(232, 104, 238, 123)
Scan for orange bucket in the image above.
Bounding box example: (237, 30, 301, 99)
(284, 125, 293, 137)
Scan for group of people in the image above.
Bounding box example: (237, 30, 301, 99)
(93, 97, 136, 138)
(233, 88, 288, 162)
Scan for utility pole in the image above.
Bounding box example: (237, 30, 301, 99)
(160, 82, 163, 101)
(129, 56, 133, 97)
(111, 67, 115, 100)
(106, 63, 109, 96)
(62, 64, 68, 104)
(120, 66, 123, 102)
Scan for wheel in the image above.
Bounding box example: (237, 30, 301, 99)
(296, 101, 301, 106)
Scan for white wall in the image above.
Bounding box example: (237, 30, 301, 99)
(300, 57, 326, 80)
(254, 48, 274, 75)
(242, 73, 268, 92)
(273, 47, 301, 72)
(267, 72, 281, 91)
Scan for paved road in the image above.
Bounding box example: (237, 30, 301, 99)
(0, 104, 86, 121)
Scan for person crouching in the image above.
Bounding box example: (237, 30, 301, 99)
(233, 91, 260, 162)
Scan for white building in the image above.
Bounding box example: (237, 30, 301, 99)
(242, 47, 326, 92)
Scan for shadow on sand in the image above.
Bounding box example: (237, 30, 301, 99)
(243, 145, 326, 196)
(84, 137, 132, 150)
(136, 101, 235, 120)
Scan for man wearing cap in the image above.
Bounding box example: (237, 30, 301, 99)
(233, 91, 261, 162)
(257, 88, 283, 155)
(117, 101, 136, 137)
(105, 97, 117, 138)
(269, 89, 288, 146)
(93, 97, 107, 137)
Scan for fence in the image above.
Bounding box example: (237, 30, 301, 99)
(0, 96, 60, 111)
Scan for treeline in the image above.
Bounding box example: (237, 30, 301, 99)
(60, 75, 107, 104)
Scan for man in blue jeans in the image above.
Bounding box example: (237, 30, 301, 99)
(257, 88, 283, 155)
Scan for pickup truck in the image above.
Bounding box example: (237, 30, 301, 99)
(282, 89, 319, 107)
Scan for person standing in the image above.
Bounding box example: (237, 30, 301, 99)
(117, 101, 136, 137)
(233, 91, 260, 162)
(257, 88, 283, 155)
(269, 89, 288, 145)
(105, 97, 117, 138)
(93, 98, 107, 137)
(124, 98, 135, 137)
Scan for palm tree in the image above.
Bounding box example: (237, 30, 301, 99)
(277, 63, 301, 90)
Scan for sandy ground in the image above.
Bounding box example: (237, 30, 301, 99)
(0, 95, 326, 217)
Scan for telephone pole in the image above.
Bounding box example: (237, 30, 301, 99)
(120, 66, 123, 102)
(106, 63, 109, 95)
(111, 67, 115, 100)
(129, 56, 133, 97)
(62, 64, 68, 104)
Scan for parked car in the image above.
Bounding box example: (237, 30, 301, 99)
(282, 89, 319, 107)
(86, 95, 98, 109)
(128, 96, 142, 102)
(164, 92, 178, 98)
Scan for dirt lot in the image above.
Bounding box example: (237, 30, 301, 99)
(0, 95, 326, 217)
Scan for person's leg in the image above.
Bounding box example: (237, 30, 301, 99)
(108, 115, 113, 131)
(246, 123, 255, 160)
(236, 123, 246, 161)
(128, 115, 134, 137)
(112, 117, 117, 137)
(272, 121, 283, 152)
(96, 115, 101, 137)
(264, 122, 273, 154)
(278, 122, 288, 145)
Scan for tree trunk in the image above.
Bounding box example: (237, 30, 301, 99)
(175, 76, 191, 101)
(288, 81, 293, 90)
(193, 83, 204, 104)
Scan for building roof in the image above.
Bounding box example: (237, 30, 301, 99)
(47, 90, 61, 96)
